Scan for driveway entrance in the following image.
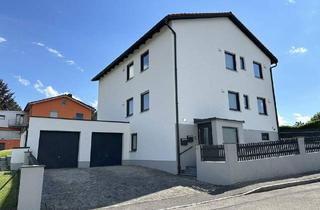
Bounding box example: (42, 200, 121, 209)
(41, 166, 217, 209)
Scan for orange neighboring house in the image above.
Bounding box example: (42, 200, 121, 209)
(24, 94, 95, 120)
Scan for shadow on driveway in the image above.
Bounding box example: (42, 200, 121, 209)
(41, 166, 218, 210)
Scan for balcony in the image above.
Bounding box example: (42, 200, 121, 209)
(8, 119, 28, 128)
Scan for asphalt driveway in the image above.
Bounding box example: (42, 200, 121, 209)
(41, 166, 217, 210)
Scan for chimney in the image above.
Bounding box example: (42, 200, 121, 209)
(67, 93, 72, 98)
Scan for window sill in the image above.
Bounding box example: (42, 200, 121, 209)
(130, 150, 137, 153)
(226, 68, 237, 72)
(229, 108, 241, 112)
(259, 113, 268, 116)
(141, 67, 149, 72)
(254, 76, 264, 80)
(126, 77, 134, 82)
(141, 108, 149, 113)
(126, 114, 133, 118)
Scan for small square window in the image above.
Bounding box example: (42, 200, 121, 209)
(50, 111, 58, 118)
(243, 95, 249, 109)
(131, 133, 137, 152)
(127, 62, 134, 80)
(228, 91, 240, 111)
(75, 113, 84, 120)
(225, 52, 236, 71)
(141, 50, 149, 72)
(262, 133, 269, 140)
(0, 115, 5, 120)
(141, 91, 149, 112)
(240, 57, 245, 70)
(126, 98, 134, 117)
(253, 62, 263, 79)
(257, 97, 267, 115)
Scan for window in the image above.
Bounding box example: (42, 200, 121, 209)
(131, 133, 137, 152)
(225, 52, 236, 71)
(0, 115, 5, 120)
(222, 127, 239, 144)
(243, 95, 249, 109)
(240, 57, 245, 70)
(257, 97, 267, 115)
(126, 98, 134, 117)
(141, 91, 149, 112)
(127, 62, 134, 80)
(75, 113, 84, 120)
(50, 111, 58, 118)
(261, 133, 270, 141)
(228, 91, 240, 111)
(253, 62, 263, 79)
(141, 50, 149, 72)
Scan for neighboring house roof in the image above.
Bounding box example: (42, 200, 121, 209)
(92, 12, 278, 81)
(24, 94, 95, 111)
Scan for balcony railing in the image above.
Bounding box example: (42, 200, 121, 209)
(8, 119, 28, 127)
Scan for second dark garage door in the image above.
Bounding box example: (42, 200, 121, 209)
(38, 131, 80, 169)
(90, 132, 122, 167)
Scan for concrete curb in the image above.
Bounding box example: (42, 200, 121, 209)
(243, 176, 320, 195)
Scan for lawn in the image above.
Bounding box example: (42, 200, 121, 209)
(0, 150, 12, 158)
(0, 171, 19, 209)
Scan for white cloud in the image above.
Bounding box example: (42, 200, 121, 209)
(293, 113, 311, 123)
(14, 75, 30, 86)
(66, 60, 75, 65)
(0, 36, 6, 44)
(32, 42, 45, 47)
(91, 100, 98, 109)
(46, 47, 64, 58)
(32, 41, 84, 72)
(278, 115, 290, 126)
(289, 46, 308, 54)
(34, 80, 59, 97)
(288, 0, 296, 3)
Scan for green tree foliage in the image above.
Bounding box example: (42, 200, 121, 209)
(310, 112, 320, 122)
(0, 79, 21, 111)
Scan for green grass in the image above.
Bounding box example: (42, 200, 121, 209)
(0, 150, 12, 158)
(0, 171, 19, 210)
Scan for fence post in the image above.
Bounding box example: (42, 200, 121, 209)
(17, 165, 45, 210)
(224, 143, 238, 163)
(297, 137, 306, 155)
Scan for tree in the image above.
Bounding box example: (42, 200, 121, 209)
(0, 79, 21, 111)
(310, 112, 320, 122)
(294, 121, 304, 127)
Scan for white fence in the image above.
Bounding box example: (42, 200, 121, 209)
(196, 137, 320, 185)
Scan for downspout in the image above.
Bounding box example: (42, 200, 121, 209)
(270, 63, 280, 139)
(164, 21, 181, 174)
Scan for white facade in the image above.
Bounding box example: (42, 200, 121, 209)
(96, 16, 278, 173)
(0, 111, 25, 139)
(26, 117, 130, 167)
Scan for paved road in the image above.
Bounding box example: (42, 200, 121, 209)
(173, 182, 320, 210)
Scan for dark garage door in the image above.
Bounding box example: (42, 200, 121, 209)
(90, 133, 122, 167)
(38, 131, 80, 169)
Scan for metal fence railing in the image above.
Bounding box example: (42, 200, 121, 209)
(200, 144, 226, 161)
(304, 136, 320, 153)
(237, 139, 300, 161)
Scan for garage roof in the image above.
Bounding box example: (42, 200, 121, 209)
(92, 12, 278, 81)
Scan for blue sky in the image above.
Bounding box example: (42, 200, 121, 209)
(0, 0, 319, 125)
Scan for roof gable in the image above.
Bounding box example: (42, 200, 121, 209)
(24, 95, 95, 111)
(92, 12, 278, 81)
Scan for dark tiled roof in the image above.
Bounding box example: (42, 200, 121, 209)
(92, 12, 278, 81)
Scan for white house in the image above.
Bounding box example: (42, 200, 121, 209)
(0, 110, 27, 149)
(92, 12, 279, 174)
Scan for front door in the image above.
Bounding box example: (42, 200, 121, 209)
(198, 123, 213, 145)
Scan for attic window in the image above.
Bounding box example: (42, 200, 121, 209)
(61, 99, 67, 105)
